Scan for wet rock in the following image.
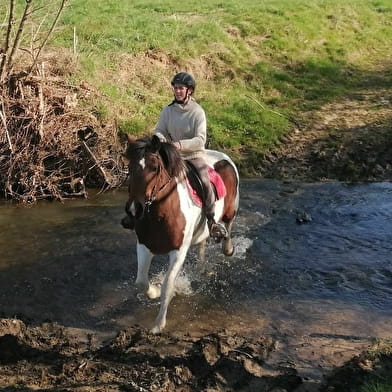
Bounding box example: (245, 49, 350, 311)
(296, 211, 312, 224)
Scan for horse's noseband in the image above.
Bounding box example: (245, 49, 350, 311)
(145, 176, 173, 213)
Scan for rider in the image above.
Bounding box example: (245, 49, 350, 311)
(155, 72, 227, 241)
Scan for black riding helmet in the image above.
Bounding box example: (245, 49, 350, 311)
(171, 72, 196, 90)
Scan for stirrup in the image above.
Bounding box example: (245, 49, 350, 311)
(208, 220, 228, 242)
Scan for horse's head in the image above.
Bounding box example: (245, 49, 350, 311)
(122, 135, 185, 223)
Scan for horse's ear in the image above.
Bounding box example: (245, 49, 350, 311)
(127, 134, 136, 144)
(121, 154, 130, 166)
(151, 134, 161, 152)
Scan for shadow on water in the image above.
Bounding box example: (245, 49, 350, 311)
(0, 180, 391, 378)
(0, 191, 139, 333)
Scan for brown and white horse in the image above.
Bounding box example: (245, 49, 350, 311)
(122, 135, 239, 333)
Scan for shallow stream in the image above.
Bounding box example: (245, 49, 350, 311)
(1, 179, 391, 381)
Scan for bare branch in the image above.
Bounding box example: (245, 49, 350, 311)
(6, 0, 34, 78)
(0, 0, 15, 83)
(28, 0, 69, 75)
(245, 94, 301, 128)
(81, 140, 111, 186)
(0, 97, 13, 152)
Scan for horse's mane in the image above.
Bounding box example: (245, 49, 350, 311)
(124, 135, 186, 178)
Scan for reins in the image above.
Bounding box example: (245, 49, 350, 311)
(144, 158, 173, 213)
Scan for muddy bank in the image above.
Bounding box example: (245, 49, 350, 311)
(320, 339, 392, 392)
(260, 87, 392, 182)
(1, 318, 390, 391)
(0, 318, 302, 391)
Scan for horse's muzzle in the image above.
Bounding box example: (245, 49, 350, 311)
(121, 201, 145, 230)
(121, 214, 135, 230)
(121, 201, 135, 230)
(132, 201, 144, 220)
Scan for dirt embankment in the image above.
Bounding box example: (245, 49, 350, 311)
(0, 318, 391, 391)
(0, 318, 302, 392)
(260, 84, 392, 182)
(2, 55, 391, 202)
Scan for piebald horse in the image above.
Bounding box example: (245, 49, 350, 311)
(122, 135, 239, 333)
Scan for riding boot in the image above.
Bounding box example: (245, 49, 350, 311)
(203, 178, 228, 241)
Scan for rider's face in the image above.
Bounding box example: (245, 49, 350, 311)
(172, 84, 190, 102)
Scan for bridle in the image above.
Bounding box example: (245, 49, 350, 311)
(144, 154, 173, 213)
(145, 175, 173, 212)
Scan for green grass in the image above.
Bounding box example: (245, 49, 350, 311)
(359, 341, 392, 392)
(2, 0, 391, 173)
(360, 381, 392, 392)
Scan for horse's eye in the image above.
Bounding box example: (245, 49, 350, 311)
(148, 162, 159, 172)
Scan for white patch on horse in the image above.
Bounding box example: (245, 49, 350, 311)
(177, 180, 208, 244)
(139, 157, 146, 169)
(135, 242, 160, 299)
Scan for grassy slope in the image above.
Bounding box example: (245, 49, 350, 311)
(3, 0, 391, 174)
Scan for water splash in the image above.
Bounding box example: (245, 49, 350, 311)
(233, 236, 253, 259)
(150, 270, 194, 296)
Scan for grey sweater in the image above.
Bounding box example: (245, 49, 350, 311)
(155, 98, 207, 160)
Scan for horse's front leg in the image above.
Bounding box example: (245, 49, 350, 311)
(151, 244, 189, 334)
(135, 243, 161, 299)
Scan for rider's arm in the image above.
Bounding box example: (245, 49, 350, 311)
(177, 108, 206, 152)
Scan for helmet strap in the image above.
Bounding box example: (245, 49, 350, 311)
(173, 88, 191, 105)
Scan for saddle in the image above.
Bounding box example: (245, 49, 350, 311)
(185, 161, 226, 207)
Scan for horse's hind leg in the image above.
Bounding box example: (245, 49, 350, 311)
(222, 220, 235, 256)
(197, 238, 211, 274)
(214, 159, 238, 257)
(135, 243, 161, 299)
(198, 239, 206, 263)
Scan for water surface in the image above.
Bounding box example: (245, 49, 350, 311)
(1, 180, 391, 380)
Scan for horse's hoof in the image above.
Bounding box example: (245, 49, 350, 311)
(146, 284, 161, 299)
(224, 245, 235, 257)
(150, 325, 163, 334)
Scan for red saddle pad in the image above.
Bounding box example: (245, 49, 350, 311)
(186, 167, 227, 207)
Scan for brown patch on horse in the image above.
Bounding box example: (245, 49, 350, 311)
(135, 181, 186, 254)
(124, 135, 187, 254)
(214, 160, 238, 223)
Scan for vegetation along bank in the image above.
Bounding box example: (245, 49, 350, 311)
(0, 0, 391, 201)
